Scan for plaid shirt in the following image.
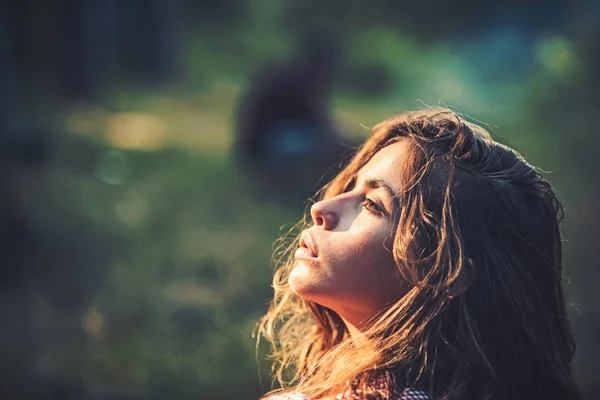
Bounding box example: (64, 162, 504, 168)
(268, 380, 429, 400)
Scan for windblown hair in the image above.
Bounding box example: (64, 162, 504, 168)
(257, 109, 582, 400)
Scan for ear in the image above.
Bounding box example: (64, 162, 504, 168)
(448, 257, 474, 298)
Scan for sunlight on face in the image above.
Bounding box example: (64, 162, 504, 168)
(290, 141, 411, 328)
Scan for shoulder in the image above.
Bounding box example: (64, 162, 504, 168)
(335, 385, 430, 400)
(370, 377, 429, 400)
(265, 387, 429, 400)
(395, 387, 430, 400)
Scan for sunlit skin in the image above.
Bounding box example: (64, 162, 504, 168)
(289, 141, 412, 331)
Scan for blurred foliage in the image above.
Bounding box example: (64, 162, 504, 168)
(51, 101, 297, 398)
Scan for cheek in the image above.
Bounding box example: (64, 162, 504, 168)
(323, 230, 398, 289)
(327, 228, 391, 268)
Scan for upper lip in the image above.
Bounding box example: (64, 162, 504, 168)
(300, 231, 318, 256)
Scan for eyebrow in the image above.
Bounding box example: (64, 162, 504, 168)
(364, 177, 397, 200)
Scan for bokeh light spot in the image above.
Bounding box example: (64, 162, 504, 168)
(95, 150, 131, 185)
(536, 36, 579, 76)
(105, 112, 169, 151)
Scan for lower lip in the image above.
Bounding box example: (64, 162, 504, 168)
(295, 247, 319, 260)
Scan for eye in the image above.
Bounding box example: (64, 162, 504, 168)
(362, 198, 383, 216)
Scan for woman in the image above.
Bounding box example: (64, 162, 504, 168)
(257, 109, 583, 399)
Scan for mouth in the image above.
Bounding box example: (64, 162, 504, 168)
(296, 232, 319, 260)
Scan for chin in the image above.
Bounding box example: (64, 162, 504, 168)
(288, 265, 307, 296)
(289, 262, 320, 298)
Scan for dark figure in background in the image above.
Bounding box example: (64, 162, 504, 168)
(234, 32, 357, 204)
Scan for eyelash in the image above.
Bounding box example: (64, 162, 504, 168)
(362, 198, 383, 216)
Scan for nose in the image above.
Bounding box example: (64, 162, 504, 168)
(310, 199, 340, 230)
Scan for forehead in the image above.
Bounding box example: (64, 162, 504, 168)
(357, 141, 409, 192)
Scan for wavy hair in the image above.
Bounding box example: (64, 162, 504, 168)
(256, 109, 582, 400)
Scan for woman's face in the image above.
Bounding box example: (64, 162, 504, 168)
(289, 141, 411, 327)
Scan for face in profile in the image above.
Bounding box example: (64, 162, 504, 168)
(289, 141, 412, 327)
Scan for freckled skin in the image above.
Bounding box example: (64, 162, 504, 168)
(289, 141, 411, 328)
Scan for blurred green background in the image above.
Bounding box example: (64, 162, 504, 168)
(1, 1, 599, 399)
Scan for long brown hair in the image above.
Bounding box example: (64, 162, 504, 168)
(257, 109, 582, 399)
